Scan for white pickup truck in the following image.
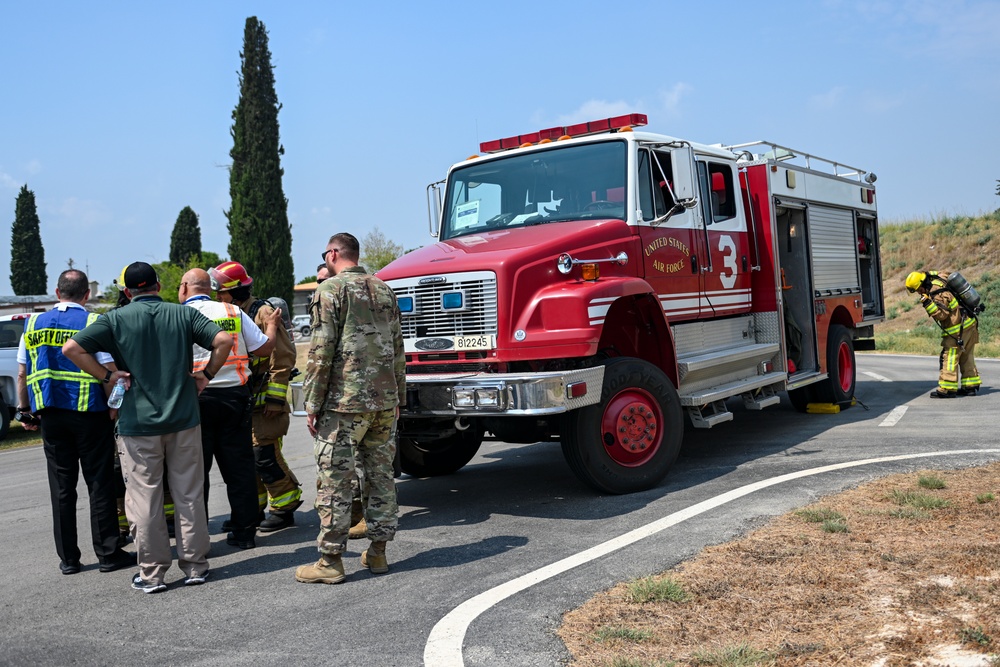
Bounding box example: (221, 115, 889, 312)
(0, 313, 30, 440)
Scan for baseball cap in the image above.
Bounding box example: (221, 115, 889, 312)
(121, 262, 158, 290)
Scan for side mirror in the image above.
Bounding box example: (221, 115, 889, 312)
(426, 180, 444, 238)
(670, 145, 697, 206)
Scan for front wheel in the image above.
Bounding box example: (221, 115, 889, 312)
(562, 358, 683, 494)
(816, 324, 856, 407)
(399, 427, 485, 477)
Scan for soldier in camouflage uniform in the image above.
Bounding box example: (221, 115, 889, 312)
(313, 261, 368, 540)
(295, 233, 405, 585)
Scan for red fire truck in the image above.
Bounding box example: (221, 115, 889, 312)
(378, 114, 883, 494)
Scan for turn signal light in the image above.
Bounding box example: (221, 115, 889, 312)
(581, 264, 599, 281)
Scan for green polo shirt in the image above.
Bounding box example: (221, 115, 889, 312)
(71, 294, 223, 436)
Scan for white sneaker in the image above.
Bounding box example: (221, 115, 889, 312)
(131, 573, 167, 594)
(184, 570, 210, 586)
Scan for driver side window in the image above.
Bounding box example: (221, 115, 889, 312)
(637, 149, 670, 222)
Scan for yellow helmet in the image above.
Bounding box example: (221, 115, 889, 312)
(113, 265, 130, 291)
(905, 271, 926, 293)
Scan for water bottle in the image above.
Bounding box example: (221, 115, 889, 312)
(108, 378, 126, 409)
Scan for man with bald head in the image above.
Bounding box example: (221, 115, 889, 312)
(179, 269, 282, 550)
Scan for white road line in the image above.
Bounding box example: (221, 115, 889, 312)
(863, 371, 891, 382)
(879, 406, 908, 427)
(423, 449, 1000, 666)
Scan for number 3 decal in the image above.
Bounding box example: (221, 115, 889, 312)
(718, 235, 737, 289)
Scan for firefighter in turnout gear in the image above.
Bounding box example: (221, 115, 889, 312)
(905, 271, 981, 398)
(209, 262, 303, 530)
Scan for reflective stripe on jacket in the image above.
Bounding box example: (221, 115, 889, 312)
(24, 309, 106, 412)
(188, 300, 251, 387)
(924, 276, 977, 338)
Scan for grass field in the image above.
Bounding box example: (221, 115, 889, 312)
(561, 464, 1000, 666)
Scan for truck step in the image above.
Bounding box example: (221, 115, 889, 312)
(677, 343, 780, 377)
(686, 400, 734, 429)
(742, 384, 782, 410)
(679, 371, 788, 406)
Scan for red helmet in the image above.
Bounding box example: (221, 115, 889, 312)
(209, 262, 253, 292)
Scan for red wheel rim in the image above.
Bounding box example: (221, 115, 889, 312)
(600, 388, 663, 466)
(837, 341, 853, 393)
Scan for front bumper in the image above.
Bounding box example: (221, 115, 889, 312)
(403, 366, 606, 417)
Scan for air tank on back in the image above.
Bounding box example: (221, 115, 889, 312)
(945, 272, 985, 315)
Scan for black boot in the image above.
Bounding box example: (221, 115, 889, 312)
(258, 510, 296, 533)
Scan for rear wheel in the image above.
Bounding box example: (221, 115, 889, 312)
(786, 384, 815, 413)
(399, 427, 484, 477)
(562, 358, 683, 494)
(816, 324, 855, 407)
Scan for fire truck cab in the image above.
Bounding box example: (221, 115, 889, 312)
(378, 114, 883, 494)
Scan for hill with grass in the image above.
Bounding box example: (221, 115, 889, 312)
(877, 211, 1000, 357)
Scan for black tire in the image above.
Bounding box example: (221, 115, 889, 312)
(787, 384, 815, 413)
(301, 326, 311, 337)
(815, 324, 856, 407)
(562, 358, 683, 494)
(399, 427, 484, 477)
(0, 395, 10, 442)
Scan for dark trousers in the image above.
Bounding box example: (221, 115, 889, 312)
(40, 408, 120, 563)
(198, 385, 257, 538)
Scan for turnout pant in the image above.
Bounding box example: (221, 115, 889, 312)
(939, 326, 981, 392)
(252, 410, 302, 512)
(40, 408, 120, 564)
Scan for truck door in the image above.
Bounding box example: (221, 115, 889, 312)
(636, 147, 705, 323)
(694, 159, 752, 318)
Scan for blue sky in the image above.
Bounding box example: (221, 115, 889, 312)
(2, 1, 999, 295)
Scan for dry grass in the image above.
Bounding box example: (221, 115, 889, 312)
(560, 463, 1000, 666)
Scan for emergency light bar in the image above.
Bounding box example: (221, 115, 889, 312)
(479, 113, 647, 154)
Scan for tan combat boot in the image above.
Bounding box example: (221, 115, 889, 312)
(348, 499, 367, 540)
(361, 541, 388, 574)
(294, 553, 345, 584)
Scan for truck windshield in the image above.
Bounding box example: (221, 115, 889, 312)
(440, 140, 627, 241)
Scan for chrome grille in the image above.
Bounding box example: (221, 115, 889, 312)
(388, 271, 498, 339)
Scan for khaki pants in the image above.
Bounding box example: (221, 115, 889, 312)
(119, 425, 209, 583)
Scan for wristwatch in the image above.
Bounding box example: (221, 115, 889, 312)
(103, 370, 113, 383)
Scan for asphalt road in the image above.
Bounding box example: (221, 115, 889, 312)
(1, 354, 998, 667)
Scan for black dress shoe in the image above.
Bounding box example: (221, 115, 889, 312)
(222, 510, 265, 533)
(226, 531, 256, 550)
(59, 559, 81, 575)
(99, 550, 137, 573)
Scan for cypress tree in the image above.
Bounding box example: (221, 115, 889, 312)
(169, 206, 202, 265)
(225, 16, 293, 304)
(10, 185, 48, 295)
